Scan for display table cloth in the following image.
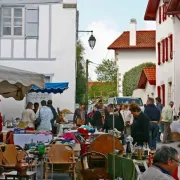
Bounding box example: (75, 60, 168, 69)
(14, 133, 53, 147)
(108, 153, 136, 180)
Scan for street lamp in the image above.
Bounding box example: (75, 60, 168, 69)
(78, 30, 96, 49)
(88, 34, 96, 49)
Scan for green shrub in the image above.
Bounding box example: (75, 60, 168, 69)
(123, 62, 155, 96)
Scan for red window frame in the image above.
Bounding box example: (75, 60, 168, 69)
(159, 6, 162, 24)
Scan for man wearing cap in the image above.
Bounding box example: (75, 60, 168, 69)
(161, 101, 174, 143)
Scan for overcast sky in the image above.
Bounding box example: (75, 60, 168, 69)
(78, 0, 156, 80)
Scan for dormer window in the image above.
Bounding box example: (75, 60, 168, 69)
(2, 7, 24, 36)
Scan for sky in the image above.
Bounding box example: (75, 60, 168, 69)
(77, 0, 156, 80)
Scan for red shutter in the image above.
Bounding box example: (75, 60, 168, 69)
(165, 37, 168, 61)
(169, 34, 173, 60)
(157, 86, 161, 97)
(162, 39, 165, 63)
(163, 4, 167, 21)
(161, 84, 165, 106)
(159, 6, 162, 24)
(158, 42, 161, 65)
(162, 4, 165, 21)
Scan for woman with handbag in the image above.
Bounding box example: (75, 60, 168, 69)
(73, 104, 87, 127)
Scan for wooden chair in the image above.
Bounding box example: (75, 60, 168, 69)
(44, 144, 76, 180)
(80, 151, 108, 180)
(88, 134, 124, 156)
(0, 144, 37, 170)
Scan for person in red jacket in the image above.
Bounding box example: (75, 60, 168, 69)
(173, 166, 179, 180)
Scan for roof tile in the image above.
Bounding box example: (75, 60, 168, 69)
(108, 30, 155, 50)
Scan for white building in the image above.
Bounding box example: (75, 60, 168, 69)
(108, 19, 156, 97)
(0, 0, 77, 118)
(144, 0, 180, 112)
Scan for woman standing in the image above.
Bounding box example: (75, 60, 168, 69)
(120, 104, 133, 135)
(129, 102, 150, 146)
(22, 102, 36, 128)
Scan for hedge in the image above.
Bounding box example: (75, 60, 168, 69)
(122, 62, 155, 96)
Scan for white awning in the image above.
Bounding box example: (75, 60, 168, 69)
(0, 65, 45, 100)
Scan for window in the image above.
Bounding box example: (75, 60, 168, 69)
(159, 4, 167, 24)
(2, 7, 24, 36)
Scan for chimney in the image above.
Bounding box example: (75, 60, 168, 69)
(130, 18, 137, 46)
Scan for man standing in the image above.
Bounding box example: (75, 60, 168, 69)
(91, 104, 103, 130)
(161, 101, 174, 143)
(33, 102, 40, 119)
(37, 100, 53, 131)
(103, 104, 124, 133)
(155, 97, 164, 142)
(73, 104, 87, 126)
(47, 100, 57, 129)
(144, 97, 161, 150)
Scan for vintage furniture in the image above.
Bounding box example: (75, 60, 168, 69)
(0, 145, 37, 170)
(44, 144, 76, 180)
(88, 134, 124, 156)
(80, 151, 108, 180)
(4, 171, 36, 180)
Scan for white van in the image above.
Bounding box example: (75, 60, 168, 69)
(108, 97, 144, 111)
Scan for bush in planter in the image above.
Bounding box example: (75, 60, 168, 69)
(123, 62, 155, 96)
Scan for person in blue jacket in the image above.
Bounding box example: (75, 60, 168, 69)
(144, 97, 161, 150)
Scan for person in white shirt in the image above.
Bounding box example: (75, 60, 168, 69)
(37, 100, 53, 131)
(22, 102, 36, 128)
(120, 104, 133, 135)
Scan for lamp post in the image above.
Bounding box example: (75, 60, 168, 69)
(77, 30, 96, 110)
(78, 30, 96, 49)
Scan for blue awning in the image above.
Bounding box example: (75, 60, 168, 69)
(30, 82, 69, 94)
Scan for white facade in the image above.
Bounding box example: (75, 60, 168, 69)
(116, 49, 155, 96)
(132, 82, 155, 104)
(155, 0, 180, 112)
(0, 0, 77, 118)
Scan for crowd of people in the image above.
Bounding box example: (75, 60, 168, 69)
(73, 97, 177, 150)
(21, 100, 57, 131)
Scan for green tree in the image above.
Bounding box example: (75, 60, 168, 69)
(88, 59, 118, 102)
(95, 59, 117, 82)
(88, 82, 117, 103)
(123, 62, 155, 96)
(76, 41, 86, 104)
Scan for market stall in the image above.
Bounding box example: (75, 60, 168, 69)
(0, 65, 45, 100)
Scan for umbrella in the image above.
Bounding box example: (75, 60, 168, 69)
(0, 65, 45, 100)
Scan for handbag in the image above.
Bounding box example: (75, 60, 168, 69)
(77, 119, 85, 126)
(34, 111, 41, 127)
